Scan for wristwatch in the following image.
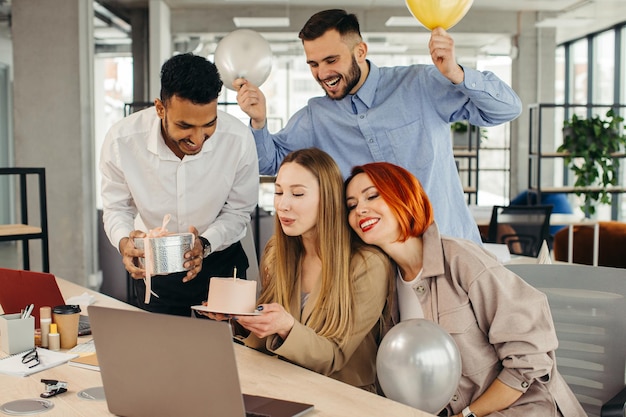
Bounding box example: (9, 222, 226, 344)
(199, 236, 212, 258)
(462, 406, 476, 417)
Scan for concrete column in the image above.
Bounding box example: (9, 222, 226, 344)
(510, 11, 556, 198)
(12, 0, 97, 286)
(149, 0, 171, 100)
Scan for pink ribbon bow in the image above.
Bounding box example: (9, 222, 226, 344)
(143, 214, 172, 304)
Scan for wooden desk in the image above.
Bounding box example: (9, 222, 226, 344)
(470, 206, 600, 266)
(0, 278, 433, 417)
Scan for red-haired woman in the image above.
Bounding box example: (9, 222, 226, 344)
(345, 162, 585, 417)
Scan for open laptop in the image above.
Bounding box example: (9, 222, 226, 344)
(0, 268, 65, 328)
(0, 268, 92, 335)
(88, 305, 314, 417)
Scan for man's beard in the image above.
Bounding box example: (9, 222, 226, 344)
(323, 55, 361, 101)
(162, 116, 203, 156)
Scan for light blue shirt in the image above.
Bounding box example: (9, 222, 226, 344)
(252, 62, 522, 243)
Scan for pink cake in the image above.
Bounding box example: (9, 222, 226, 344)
(206, 278, 257, 314)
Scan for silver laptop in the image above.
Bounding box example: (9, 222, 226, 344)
(88, 305, 314, 417)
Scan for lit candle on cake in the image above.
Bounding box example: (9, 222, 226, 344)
(206, 268, 257, 314)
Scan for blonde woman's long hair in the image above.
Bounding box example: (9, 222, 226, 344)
(258, 148, 354, 345)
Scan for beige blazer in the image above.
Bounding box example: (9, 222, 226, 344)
(244, 245, 394, 393)
(413, 223, 586, 416)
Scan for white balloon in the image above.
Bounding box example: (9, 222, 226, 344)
(213, 29, 273, 91)
(377, 319, 462, 414)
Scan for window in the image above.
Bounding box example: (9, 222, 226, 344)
(592, 30, 615, 104)
(560, 24, 626, 221)
(569, 39, 589, 105)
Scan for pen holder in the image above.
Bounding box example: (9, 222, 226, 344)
(0, 313, 35, 355)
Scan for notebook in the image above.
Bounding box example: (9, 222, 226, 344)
(0, 348, 78, 377)
(68, 352, 99, 371)
(88, 305, 314, 417)
(0, 268, 66, 328)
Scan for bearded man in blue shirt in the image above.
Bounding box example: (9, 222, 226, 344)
(234, 9, 522, 244)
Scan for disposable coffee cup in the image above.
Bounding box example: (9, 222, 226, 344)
(52, 305, 81, 349)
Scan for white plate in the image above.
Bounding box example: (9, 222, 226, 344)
(191, 305, 260, 316)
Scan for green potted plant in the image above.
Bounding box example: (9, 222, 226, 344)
(557, 109, 626, 216)
(450, 121, 487, 148)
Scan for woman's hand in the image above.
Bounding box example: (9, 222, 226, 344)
(235, 303, 295, 340)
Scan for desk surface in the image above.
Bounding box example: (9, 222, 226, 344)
(0, 277, 433, 417)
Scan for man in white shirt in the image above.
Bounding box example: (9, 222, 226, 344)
(100, 53, 259, 316)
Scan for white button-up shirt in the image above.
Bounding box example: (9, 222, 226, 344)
(100, 107, 259, 252)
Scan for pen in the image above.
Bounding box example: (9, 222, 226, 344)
(22, 304, 34, 319)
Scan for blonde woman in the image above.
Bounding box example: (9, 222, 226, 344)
(207, 148, 394, 393)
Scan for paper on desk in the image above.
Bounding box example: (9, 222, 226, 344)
(536, 240, 552, 265)
(65, 292, 96, 307)
(483, 243, 511, 264)
(0, 348, 78, 377)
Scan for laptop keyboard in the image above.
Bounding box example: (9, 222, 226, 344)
(68, 338, 96, 354)
(78, 316, 91, 336)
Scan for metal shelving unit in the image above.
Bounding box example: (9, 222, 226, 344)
(453, 124, 481, 204)
(528, 103, 626, 219)
(0, 167, 49, 272)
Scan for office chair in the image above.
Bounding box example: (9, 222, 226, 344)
(506, 264, 626, 417)
(486, 205, 553, 257)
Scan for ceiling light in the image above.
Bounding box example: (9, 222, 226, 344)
(233, 17, 290, 28)
(385, 16, 423, 28)
(535, 18, 594, 28)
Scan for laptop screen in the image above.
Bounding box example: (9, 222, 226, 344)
(88, 306, 313, 417)
(0, 268, 65, 328)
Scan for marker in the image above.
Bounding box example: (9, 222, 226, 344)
(22, 304, 34, 319)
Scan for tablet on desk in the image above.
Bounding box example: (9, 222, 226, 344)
(88, 306, 313, 417)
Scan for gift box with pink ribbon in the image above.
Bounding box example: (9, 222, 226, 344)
(134, 214, 195, 304)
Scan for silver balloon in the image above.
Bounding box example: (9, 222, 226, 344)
(377, 319, 462, 414)
(213, 29, 273, 91)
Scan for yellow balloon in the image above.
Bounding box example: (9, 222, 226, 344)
(405, 0, 474, 30)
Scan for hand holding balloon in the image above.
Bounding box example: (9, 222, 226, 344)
(214, 29, 273, 91)
(429, 28, 464, 84)
(405, 0, 474, 31)
(376, 319, 462, 414)
(235, 78, 268, 130)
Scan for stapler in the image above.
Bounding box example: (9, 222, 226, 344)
(40, 379, 68, 398)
